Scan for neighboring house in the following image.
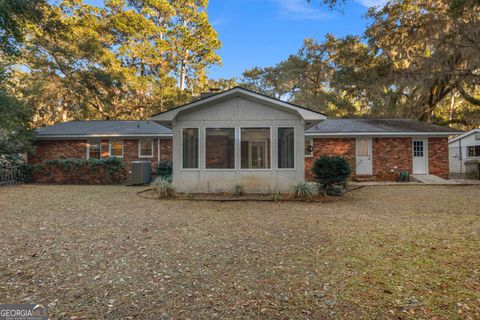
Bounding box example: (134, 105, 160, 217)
(31, 87, 460, 191)
(448, 129, 480, 175)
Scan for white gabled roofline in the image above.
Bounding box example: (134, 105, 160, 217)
(448, 128, 479, 144)
(151, 87, 326, 124)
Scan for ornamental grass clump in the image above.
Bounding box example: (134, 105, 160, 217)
(152, 177, 175, 198)
(292, 181, 318, 200)
(234, 183, 245, 197)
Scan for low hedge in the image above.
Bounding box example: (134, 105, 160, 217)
(33, 158, 127, 184)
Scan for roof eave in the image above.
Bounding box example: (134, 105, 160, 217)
(151, 87, 326, 124)
(35, 133, 172, 140)
(448, 129, 479, 143)
(305, 131, 460, 137)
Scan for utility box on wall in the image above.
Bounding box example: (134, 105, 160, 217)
(131, 161, 151, 185)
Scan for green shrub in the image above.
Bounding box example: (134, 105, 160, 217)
(16, 163, 33, 183)
(312, 156, 351, 195)
(292, 181, 318, 200)
(157, 160, 172, 182)
(234, 183, 245, 196)
(35, 157, 126, 184)
(152, 177, 175, 198)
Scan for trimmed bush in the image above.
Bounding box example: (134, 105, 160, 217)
(312, 156, 351, 195)
(33, 158, 126, 184)
(152, 177, 175, 198)
(157, 160, 172, 182)
(17, 163, 33, 183)
(292, 181, 318, 200)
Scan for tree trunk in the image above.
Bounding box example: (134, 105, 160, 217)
(179, 59, 186, 91)
(449, 93, 455, 121)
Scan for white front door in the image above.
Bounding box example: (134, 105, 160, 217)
(356, 138, 372, 175)
(412, 139, 428, 174)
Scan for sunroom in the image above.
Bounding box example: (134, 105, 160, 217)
(151, 87, 326, 193)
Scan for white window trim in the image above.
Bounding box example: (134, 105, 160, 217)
(305, 138, 314, 158)
(277, 127, 296, 170)
(466, 145, 480, 158)
(203, 127, 236, 170)
(181, 127, 200, 170)
(239, 126, 273, 171)
(138, 139, 154, 158)
(86, 140, 101, 160)
(109, 140, 124, 158)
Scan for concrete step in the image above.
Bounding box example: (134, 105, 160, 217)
(410, 174, 451, 184)
(353, 175, 376, 182)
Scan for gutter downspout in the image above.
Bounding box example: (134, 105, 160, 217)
(459, 139, 463, 174)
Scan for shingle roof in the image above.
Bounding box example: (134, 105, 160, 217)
(306, 119, 461, 134)
(36, 120, 172, 137)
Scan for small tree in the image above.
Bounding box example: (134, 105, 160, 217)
(312, 156, 351, 195)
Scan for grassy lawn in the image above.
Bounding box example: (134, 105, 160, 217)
(0, 185, 479, 319)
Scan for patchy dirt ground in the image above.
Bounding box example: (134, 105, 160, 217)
(0, 185, 479, 319)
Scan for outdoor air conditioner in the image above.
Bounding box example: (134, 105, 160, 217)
(131, 161, 151, 185)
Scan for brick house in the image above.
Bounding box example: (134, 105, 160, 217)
(30, 121, 172, 183)
(31, 87, 460, 190)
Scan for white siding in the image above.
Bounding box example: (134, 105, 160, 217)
(172, 97, 305, 193)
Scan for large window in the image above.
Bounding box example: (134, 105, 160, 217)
(468, 145, 480, 157)
(182, 128, 199, 169)
(278, 127, 295, 168)
(109, 140, 123, 157)
(205, 128, 235, 169)
(241, 128, 270, 169)
(88, 140, 101, 159)
(139, 139, 153, 157)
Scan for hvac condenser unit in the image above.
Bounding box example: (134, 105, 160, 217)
(131, 161, 151, 185)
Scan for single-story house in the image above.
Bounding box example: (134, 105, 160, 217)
(448, 129, 480, 175)
(30, 87, 460, 192)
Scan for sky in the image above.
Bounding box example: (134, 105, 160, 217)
(83, 0, 387, 80)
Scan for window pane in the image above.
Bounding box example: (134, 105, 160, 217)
(278, 128, 295, 168)
(140, 139, 153, 156)
(206, 128, 235, 169)
(475, 146, 480, 157)
(357, 139, 369, 156)
(110, 140, 123, 157)
(241, 128, 270, 169)
(89, 140, 101, 159)
(468, 146, 474, 157)
(182, 128, 199, 169)
(413, 141, 423, 157)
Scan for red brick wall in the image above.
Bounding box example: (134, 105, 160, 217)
(372, 138, 412, 180)
(160, 138, 172, 161)
(304, 137, 450, 181)
(30, 138, 173, 182)
(428, 137, 449, 178)
(305, 138, 355, 181)
(29, 140, 87, 165)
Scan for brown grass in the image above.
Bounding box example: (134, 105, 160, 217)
(0, 185, 479, 319)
